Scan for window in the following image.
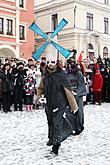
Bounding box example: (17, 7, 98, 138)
(88, 43, 93, 50)
(6, 19, 13, 35)
(104, 0, 109, 5)
(52, 14, 58, 31)
(19, 0, 24, 8)
(88, 43, 94, 61)
(19, 25, 25, 40)
(103, 47, 108, 58)
(0, 18, 4, 34)
(87, 13, 93, 31)
(104, 17, 109, 34)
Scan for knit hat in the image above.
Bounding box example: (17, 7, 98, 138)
(27, 70, 33, 77)
(17, 62, 24, 67)
(96, 69, 100, 73)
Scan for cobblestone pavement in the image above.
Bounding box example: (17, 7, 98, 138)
(0, 103, 110, 165)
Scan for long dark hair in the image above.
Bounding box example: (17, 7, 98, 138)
(2, 63, 10, 72)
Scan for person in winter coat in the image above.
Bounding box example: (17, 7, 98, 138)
(33, 70, 42, 109)
(85, 74, 92, 103)
(66, 62, 86, 135)
(100, 64, 108, 102)
(12, 62, 27, 111)
(40, 57, 46, 74)
(106, 69, 110, 102)
(1, 63, 14, 113)
(37, 61, 78, 155)
(23, 71, 36, 111)
(92, 69, 103, 105)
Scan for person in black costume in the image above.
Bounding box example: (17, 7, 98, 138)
(37, 60, 81, 155)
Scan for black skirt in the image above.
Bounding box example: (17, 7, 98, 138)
(25, 95, 33, 105)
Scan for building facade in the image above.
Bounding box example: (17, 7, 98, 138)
(34, 0, 110, 61)
(0, 0, 34, 62)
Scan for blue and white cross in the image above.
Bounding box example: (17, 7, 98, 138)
(29, 18, 71, 61)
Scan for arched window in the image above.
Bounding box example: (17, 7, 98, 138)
(88, 43, 93, 49)
(88, 43, 94, 60)
(103, 47, 108, 58)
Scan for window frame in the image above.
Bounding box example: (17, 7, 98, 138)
(6, 19, 13, 35)
(0, 17, 4, 34)
(19, 24, 26, 41)
(19, 0, 24, 8)
(104, 17, 109, 34)
(86, 13, 93, 31)
(103, 47, 108, 58)
(51, 14, 58, 31)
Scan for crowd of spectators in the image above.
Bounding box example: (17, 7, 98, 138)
(0, 55, 110, 113)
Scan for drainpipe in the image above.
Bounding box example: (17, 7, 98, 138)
(74, 6, 77, 27)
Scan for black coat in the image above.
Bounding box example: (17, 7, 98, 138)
(43, 69, 82, 145)
(12, 68, 27, 87)
(0, 71, 14, 93)
(67, 69, 86, 97)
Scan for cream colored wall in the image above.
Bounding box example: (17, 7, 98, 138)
(34, 0, 110, 60)
(36, 14, 51, 32)
(94, 10, 102, 32)
(35, 0, 49, 6)
(95, 0, 104, 3)
(59, 8, 73, 29)
(75, 5, 86, 29)
(35, 0, 70, 6)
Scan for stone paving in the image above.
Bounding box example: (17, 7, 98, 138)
(0, 103, 110, 165)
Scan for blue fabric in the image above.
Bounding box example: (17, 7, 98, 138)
(50, 18, 68, 38)
(51, 41, 71, 58)
(29, 19, 71, 60)
(32, 41, 49, 60)
(29, 22, 48, 40)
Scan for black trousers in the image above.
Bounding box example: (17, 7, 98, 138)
(14, 86, 24, 111)
(2, 92, 11, 112)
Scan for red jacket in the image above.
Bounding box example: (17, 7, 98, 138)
(92, 73, 103, 92)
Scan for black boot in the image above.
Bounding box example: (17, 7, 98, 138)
(50, 144, 60, 155)
(14, 104, 18, 111)
(73, 126, 84, 136)
(46, 139, 53, 146)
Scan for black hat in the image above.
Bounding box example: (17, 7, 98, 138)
(17, 62, 24, 67)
